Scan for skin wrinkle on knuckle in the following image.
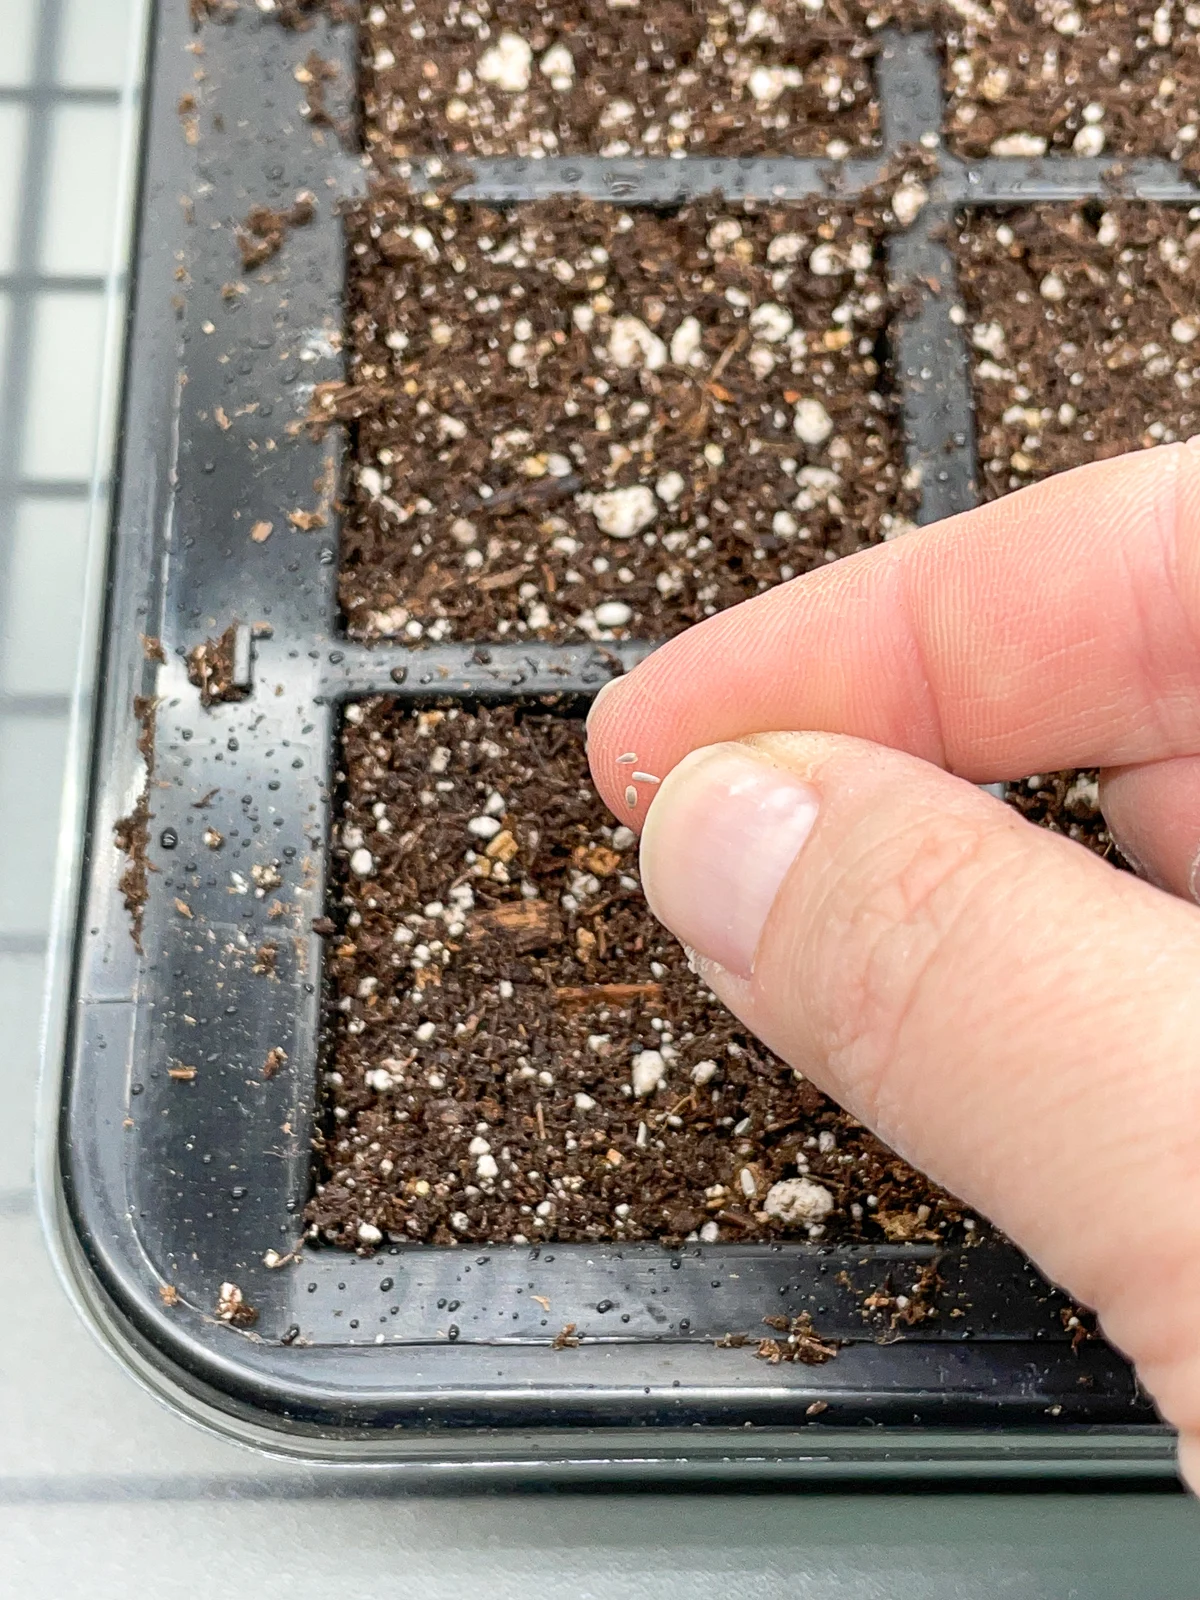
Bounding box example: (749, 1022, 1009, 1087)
(789, 810, 1016, 1134)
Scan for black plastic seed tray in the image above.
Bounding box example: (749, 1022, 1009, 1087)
(57, 0, 1182, 1473)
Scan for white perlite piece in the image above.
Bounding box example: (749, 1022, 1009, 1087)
(468, 814, 503, 839)
(972, 321, 1006, 358)
(477, 32, 532, 93)
(749, 302, 793, 342)
(747, 64, 801, 103)
(691, 1059, 720, 1085)
(349, 847, 375, 878)
(1174, 318, 1200, 344)
(612, 824, 636, 850)
(357, 1221, 383, 1245)
(807, 243, 842, 277)
(631, 1048, 666, 1097)
(595, 600, 633, 628)
(608, 315, 667, 372)
(669, 315, 704, 367)
(763, 1177, 835, 1226)
(767, 232, 804, 263)
(476, 1153, 499, 1180)
(539, 42, 574, 88)
(890, 180, 928, 228)
(656, 470, 685, 503)
(592, 485, 657, 538)
(1072, 124, 1105, 157)
(989, 132, 1047, 158)
(794, 398, 833, 446)
(1039, 273, 1066, 302)
(707, 218, 742, 251)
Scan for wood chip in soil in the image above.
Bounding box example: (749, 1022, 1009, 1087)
(308, 702, 965, 1251)
(325, 192, 914, 643)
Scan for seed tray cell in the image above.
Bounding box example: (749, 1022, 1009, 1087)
(316, 704, 961, 1251)
(58, 1, 1186, 1469)
(331, 191, 912, 645)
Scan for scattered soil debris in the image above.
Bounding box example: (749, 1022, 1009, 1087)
(159, 1283, 180, 1306)
(1061, 1304, 1101, 1352)
(327, 191, 911, 642)
(215, 1281, 258, 1326)
(113, 695, 158, 951)
(861, 1262, 942, 1331)
(188, 0, 237, 25)
(236, 191, 316, 271)
(310, 704, 962, 1250)
(264, 1046, 288, 1079)
(756, 1311, 839, 1365)
(253, 941, 279, 976)
(186, 623, 249, 706)
(287, 506, 327, 531)
(167, 1065, 198, 1081)
(552, 1322, 581, 1349)
(297, 48, 341, 128)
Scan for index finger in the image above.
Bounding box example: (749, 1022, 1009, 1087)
(587, 442, 1200, 824)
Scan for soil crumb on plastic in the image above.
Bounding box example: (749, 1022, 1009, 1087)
(187, 623, 249, 706)
(310, 702, 963, 1251)
(756, 1311, 839, 1364)
(113, 694, 158, 951)
(236, 191, 316, 271)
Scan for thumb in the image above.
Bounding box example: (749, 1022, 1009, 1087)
(639, 731, 1200, 1474)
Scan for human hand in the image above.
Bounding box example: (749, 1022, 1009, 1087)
(586, 441, 1200, 1484)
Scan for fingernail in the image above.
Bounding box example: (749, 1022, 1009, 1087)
(639, 744, 820, 979)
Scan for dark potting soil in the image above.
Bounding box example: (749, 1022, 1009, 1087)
(939, 1, 1200, 171)
(323, 192, 914, 644)
(360, 0, 884, 159)
(309, 703, 965, 1249)
(955, 203, 1200, 499)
